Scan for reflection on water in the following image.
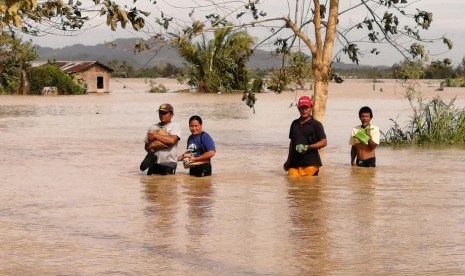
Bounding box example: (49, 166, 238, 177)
(1, 85, 465, 274)
(286, 177, 331, 274)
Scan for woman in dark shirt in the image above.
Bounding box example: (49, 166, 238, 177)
(180, 115, 216, 177)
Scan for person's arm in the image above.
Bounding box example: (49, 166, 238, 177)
(351, 145, 357, 166)
(190, 150, 215, 162)
(366, 137, 377, 149)
(308, 138, 327, 150)
(365, 126, 378, 150)
(144, 131, 151, 152)
(148, 132, 179, 146)
(145, 143, 151, 152)
(306, 121, 327, 150)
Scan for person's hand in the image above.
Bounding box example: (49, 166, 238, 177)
(295, 144, 308, 153)
(366, 125, 371, 136)
(147, 131, 156, 141)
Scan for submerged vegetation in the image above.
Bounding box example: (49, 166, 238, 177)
(382, 81, 465, 145)
(445, 76, 465, 87)
(382, 97, 465, 145)
(382, 61, 465, 146)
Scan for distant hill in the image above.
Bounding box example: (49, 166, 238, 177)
(35, 38, 389, 71)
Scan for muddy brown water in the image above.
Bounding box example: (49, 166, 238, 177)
(1, 79, 464, 274)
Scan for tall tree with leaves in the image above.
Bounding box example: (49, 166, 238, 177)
(176, 26, 255, 93)
(0, 33, 36, 94)
(147, 1, 452, 121)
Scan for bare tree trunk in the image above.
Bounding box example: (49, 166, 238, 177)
(20, 68, 29, 95)
(312, 67, 329, 123)
(286, 0, 338, 124)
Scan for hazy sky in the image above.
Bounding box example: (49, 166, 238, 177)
(24, 0, 464, 67)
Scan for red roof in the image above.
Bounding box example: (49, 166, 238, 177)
(53, 61, 114, 73)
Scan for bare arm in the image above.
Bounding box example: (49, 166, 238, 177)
(367, 137, 377, 149)
(190, 150, 216, 163)
(308, 138, 327, 150)
(148, 132, 179, 146)
(351, 145, 357, 166)
(366, 126, 378, 150)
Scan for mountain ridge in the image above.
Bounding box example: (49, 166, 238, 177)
(35, 38, 390, 71)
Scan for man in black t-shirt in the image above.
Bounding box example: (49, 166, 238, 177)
(283, 96, 327, 176)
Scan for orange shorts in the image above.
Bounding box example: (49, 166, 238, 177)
(288, 166, 320, 177)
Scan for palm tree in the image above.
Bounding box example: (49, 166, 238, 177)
(176, 26, 255, 93)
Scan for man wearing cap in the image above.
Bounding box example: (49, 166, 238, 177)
(283, 96, 327, 176)
(143, 103, 181, 175)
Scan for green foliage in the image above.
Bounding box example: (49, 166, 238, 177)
(445, 77, 465, 87)
(175, 26, 255, 93)
(382, 97, 465, 145)
(0, 33, 37, 94)
(0, 76, 19, 94)
(28, 65, 86, 95)
(148, 83, 167, 93)
(392, 60, 425, 80)
(250, 77, 263, 93)
(267, 68, 291, 93)
(383, 63, 465, 145)
(424, 59, 454, 79)
(0, 0, 149, 36)
(267, 51, 312, 92)
(288, 52, 313, 89)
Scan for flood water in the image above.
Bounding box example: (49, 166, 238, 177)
(1, 79, 465, 275)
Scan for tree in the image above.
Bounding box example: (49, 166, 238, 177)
(145, 1, 452, 122)
(0, 0, 150, 36)
(393, 59, 425, 80)
(424, 59, 453, 79)
(454, 57, 465, 77)
(0, 33, 36, 94)
(176, 26, 255, 93)
(267, 51, 313, 93)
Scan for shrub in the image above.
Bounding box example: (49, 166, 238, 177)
(0, 76, 19, 94)
(148, 83, 167, 93)
(445, 77, 465, 87)
(382, 97, 465, 145)
(251, 77, 263, 93)
(28, 65, 86, 95)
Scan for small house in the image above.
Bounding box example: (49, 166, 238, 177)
(53, 61, 114, 93)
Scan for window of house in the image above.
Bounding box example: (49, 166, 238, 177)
(97, 76, 104, 89)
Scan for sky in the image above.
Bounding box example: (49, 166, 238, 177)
(23, 0, 465, 67)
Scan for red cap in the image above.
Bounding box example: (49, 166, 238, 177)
(297, 96, 312, 107)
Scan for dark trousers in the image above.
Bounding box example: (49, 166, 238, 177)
(147, 163, 176, 175)
(189, 163, 212, 177)
(356, 157, 376, 167)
